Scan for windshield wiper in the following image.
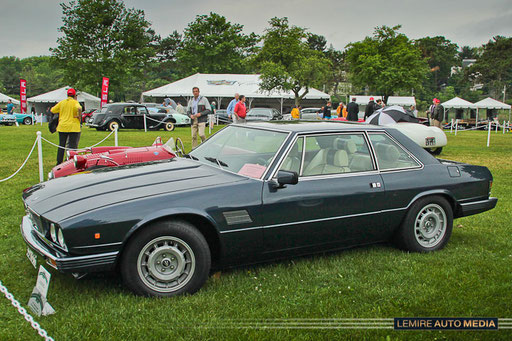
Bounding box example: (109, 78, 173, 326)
(185, 154, 199, 160)
(204, 157, 228, 168)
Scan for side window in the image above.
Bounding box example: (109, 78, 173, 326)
(369, 133, 420, 170)
(301, 134, 374, 176)
(279, 137, 303, 174)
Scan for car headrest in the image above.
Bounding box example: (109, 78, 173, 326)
(376, 143, 399, 162)
(334, 138, 357, 154)
(333, 150, 349, 167)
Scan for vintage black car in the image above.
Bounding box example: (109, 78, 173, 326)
(21, 122, 497, 297)
(87, 103, 176, 131)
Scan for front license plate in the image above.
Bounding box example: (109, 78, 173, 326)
(425, 137, 436, 146)
(27, 248, 38, 269)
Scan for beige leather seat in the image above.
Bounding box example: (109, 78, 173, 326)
(375, 143, 400, 169)
(303, 149, 350, 175)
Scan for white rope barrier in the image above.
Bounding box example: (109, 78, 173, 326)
(0, 137, 38, 183)
(145, 115, 171, 125)
(40, 129, 116, 151)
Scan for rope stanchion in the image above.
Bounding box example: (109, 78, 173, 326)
(455, 119, 458, 135)
(144, 114, 147, 132)
(487, 121, 491, 147)
(0, 137, 38, 183)
(450, 119, 454, 133)
(37, 132, 43, 183)
(114, 126, 118, 146)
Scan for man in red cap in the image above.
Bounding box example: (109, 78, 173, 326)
(364, 97, 377, 120)
(431, 98, 444, 128)
(51, 88, 83, 165)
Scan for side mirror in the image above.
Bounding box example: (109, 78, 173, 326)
(270, 170, 298, 189)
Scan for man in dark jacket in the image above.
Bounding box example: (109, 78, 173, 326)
(186, 87, 211, 148)
(346, 97, 360, 121)
(364, 97, 376, 120)
(322, 101, 332, 119)
(432, 98, 444, 128)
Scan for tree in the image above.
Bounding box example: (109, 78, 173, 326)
(459, 45, 480, 60)
(345, 25, 428, 100)
(21, 56, 65, 96)
(415, 36, 459, 92)
(254, 17, 331, 106)
(469, 36, 512, 99)
(51, 0, 157, 100)
(307, 33, 327, 52)
(0, 57, 22, 96)
(176, 13, 259, 76)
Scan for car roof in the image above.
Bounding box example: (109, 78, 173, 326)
(237, 121, 383, 133)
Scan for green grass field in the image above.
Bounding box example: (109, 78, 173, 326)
(0, 123, 511, 340)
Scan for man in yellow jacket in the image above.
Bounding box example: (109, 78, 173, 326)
(291, 105, 301, 119)
(51, 88, 82, 165)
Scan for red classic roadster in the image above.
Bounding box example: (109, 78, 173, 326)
(49, 137, 185, 179)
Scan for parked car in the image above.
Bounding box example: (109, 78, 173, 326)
(246, 108, 282, 121)
(214, 109, 230, 124)
(48, 137, 185, 179)
(148, 107, 191, 127)
(81, 109, 98, 124)
(0, 113, 33, 125)
(87, 103, 176, 131)
(390, 122, 447, 155)
(21, 122, 497, 297)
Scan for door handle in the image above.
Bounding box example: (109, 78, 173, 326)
(370, 182, 381, 188)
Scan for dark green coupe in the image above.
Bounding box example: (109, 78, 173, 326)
(21, 122, 497, 297)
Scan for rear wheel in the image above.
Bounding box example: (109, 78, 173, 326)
(23, 117, 32, 125)
(121, 220, 211, 297)
(426, 147, 443, 155)
(175, 137, 185, 157)
(108, 120, 120, 131)
(164, 121, 175, 132)
(395, 196, 453, 252)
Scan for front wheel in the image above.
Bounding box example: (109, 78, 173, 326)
(121, 220, 211, 297)
(175, 137, 185, 157)
(23, 117, 32, 125)
(164, 121, 175, 132)
(395, 196, 453, 252)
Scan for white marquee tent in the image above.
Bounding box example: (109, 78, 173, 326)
(386, 96, 416, 107)
(27, 87, 101, 116)
(441, 97, 476, 122)
(0, 92, 20, 105)
(474, 97, 511, 121)
(142, 73, 330, 112)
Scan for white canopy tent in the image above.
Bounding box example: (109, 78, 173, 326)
(0, 92, 20, 105)
(386, 96, 416, 107)
(27, 87, 101, 119)
(474, 97, 511, 122)
(441, 97, 476, 122)
(142, 73, 330, 113)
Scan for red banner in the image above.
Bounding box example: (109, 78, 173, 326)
(101, 77, 109, 107)
(20, 79, 27, 114)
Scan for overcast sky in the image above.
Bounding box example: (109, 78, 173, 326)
(2, 0, 511, 58)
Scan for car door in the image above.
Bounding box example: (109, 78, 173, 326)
(120, 106, 141, 128)
(261, 133, 386, 254)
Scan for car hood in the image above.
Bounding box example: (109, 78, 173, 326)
(23, 158, 245, 221)
(387, 122, 447, 147)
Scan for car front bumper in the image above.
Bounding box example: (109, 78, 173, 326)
(458, 197, 498, 217)
(20, 215, 118, 273)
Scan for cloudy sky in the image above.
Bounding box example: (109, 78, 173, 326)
(1, 0, 511, 58)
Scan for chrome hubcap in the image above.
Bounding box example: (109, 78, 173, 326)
(137, 236, 195, 293)
(414, 203, 447, 248)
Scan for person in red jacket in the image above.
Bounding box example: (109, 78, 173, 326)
(234, 95, 247, 123)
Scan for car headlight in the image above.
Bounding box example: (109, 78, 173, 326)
(50, 223, 57, 242)
(57, 228, 67, 251)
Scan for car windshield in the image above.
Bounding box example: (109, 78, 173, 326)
(189, 125, 288, 179)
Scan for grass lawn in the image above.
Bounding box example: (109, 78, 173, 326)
(0, 123, 511, 340)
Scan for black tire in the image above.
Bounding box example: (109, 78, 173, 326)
(164, 121, 175, 132)
(23, 117, 32, 125)
(108, 120, 120, 132)
(121, 220, 211, 297)
(395, 196, 453, 252)
(426, 147, 443, 155)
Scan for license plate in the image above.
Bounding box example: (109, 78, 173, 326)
(27, 248, 38, 269)
(425, 137, 436, 146)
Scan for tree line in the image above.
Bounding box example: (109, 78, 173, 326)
(0, 0, 510, 110)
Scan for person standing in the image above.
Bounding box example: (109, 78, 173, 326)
(291, 105, 300, 119)
(233, 95, 247, 123)
(364, 97, 377, 120)
(51, 88, 82, 165)
(227, 93, 239, 123)
(432, 98, 444, 128)
(6, 99, 14, 115)
(322, 101, 332, 119)
(346, 97, 360, 121)
(186, 87, 211, 148)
